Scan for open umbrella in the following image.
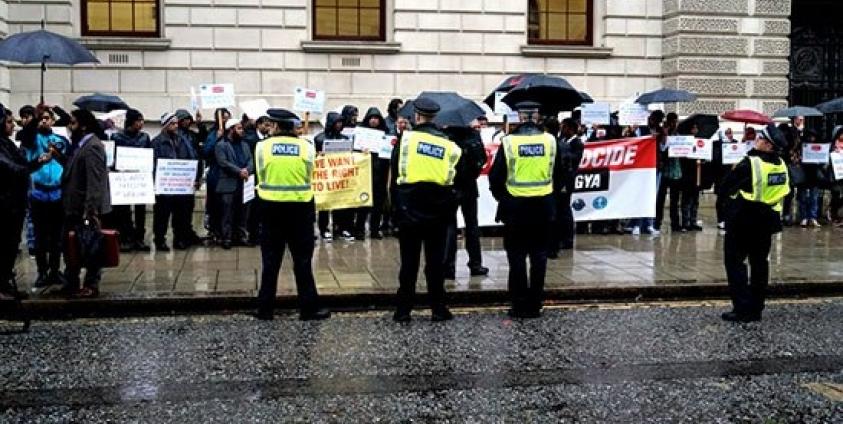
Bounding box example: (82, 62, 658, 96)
(0, 22, 99, 103)
(721, 109, 773, 125)
(579, 91, 594, 104)
(500, 74, 583, 115)
(482, 73, 538, 108)
(816, 97, 843, 114)
(677, 114, 719, 139)
(73, 93, 129, 113)
(398, 91, 484, 128)
(636, 88, 696, 105)
(772, 105, 823, 118)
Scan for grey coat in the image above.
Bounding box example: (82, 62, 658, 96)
(62, 134, 112, 217)
(214, 138, 254, 194)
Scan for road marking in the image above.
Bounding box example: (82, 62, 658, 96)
(804, 383, 843, 402)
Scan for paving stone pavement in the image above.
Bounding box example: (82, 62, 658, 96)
(13, 196, 843, 299)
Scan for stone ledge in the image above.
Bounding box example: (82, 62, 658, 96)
(79, 37, 172, 51)
(300, 40, 402, 54)
(520, 45, 613, 58)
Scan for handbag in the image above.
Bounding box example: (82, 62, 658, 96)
(788, 164, 806, 186)
(66, 220, 120, 269)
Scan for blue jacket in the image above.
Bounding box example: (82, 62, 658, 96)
(24, 131, 68, 200)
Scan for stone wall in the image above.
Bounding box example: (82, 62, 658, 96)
(0, 0, 9, 106)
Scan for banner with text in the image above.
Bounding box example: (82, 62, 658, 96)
(312, 152, 373, 211)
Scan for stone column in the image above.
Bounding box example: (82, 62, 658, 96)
(662, 0, 791, 116)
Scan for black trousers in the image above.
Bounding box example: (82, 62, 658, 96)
(445, 195, 483, 273)
(62, 215, 102, 289)
(257, 201, 320, 314)
(0, 210, 25, 284)
(246, 190, 260, 242)
(831, 185, 843, 221)
(724, 224, 772, 316)
(30, 199, 64, 275)
(217, 188, 249, 242)
(112, 204, 146, 243)
(397, 220, 448, 311)
(549, 192, 574, 251)
(681, 186, 700, 228)
(153, 195, 192, 245)
(782, 191, 795, 221)
(504, 221, 549, 312)
(656, 177, 682, 229)
(332, 209, 355, 233)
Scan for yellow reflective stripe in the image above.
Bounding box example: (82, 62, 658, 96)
(446, 144, 460, 185)
(256, 141, 266, 184)
(398, 137, 411, 185)
(750, 157, 764, 202)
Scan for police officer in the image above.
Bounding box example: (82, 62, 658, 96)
(489, 101, 565, 318)
(718, 124, 790, 322)
(391, 98, 464, 322)
(253, 108, 330, 321)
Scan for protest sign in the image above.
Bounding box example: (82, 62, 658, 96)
(581, 102, 611, 125)
(667, 136, 695, 158)
(323, 139, 353, 153)
(312, 153, 373, 211)
(831, 152, 843, 181)
(115, 147, 154, 172)
(154, 159, 199, 195)
(198, 83, 236, 109)
(293, 87, 326, 114)
(109, 172, 155, 206)
(618, 103, 649, 126)
(243, 175, 255, 204)
(353, 127, 386, 152)
(379, 135, 396, 159)
(686, 138, 713, 161)
(494, 92, 519, 123)
(240, 99, 270, 120)
(189, 87, 200, 113)
(102, 140, 116, 167)
(722, 142, 749, 165)
(802, 143, 831, 164)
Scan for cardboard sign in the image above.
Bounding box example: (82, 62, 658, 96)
(109, 172, 155, 206)
(581, 102, 611, 125)
(353, 127, 386, 152)
(243, 175, 255, 204)
(115, 147, 154, 172)
(312, 153, 373, 211)
(618, 103, 649, 126)
(667, 136, 696, 158)
(802, 143, 831, 164)
(831, 152, 843, 180)
(379, 135, 396, 159)
(198, 83, 236, 109)
(102, 141, 116, 167)
(293, 87, 326, 114)
(323, 139, 353, 153)
(154, 159, 199, 195)
(721, 142, 749, 165)
(686, 138, 713, 161)
(240, 99, 270, 121)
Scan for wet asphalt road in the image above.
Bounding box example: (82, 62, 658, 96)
(1, 299, 842, 423)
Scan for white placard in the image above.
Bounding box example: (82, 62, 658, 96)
(243, 175, 255, 204)
(102, 141, 116, 167)
(198, 83, 236, 109)
(353, 127, 386, 152)
(115, 146, 154, 172)
(109, 172, 155, 206)
(831, 152, 843, 180)
(801, 143, 831, 164)
(686, 138, 713, 161)
(155, 159, 199, 195)
(341, 127, 356, 139)
(618, 103, 650, 126)
(323, 139, 353, 153)
(379, 135, 396, 159)
(480, 127, 497, 146)
(292, 87, 326, 114)
(667, 136, 695, 158)
(494, 92, 519, 123)
(721, 142, 749, 165)
(240, 99, 270, 121)
(189, 87, 200, 113)
(581, 102, 611, 125)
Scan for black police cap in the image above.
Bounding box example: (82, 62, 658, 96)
(266, 108, 301, 123)
(513, 101, 542, 112)
(413, 98, 440, 116)
(759, 124, 788, 150)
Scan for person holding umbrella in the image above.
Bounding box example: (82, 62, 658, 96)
(718, 125, 790, 322)
(489, 101, 565, 318)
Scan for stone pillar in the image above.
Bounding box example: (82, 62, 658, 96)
(662, 0, 791, 116)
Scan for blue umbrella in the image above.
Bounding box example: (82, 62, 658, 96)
(636, 88, 696, 104)
(772, 106, 823, 118)
(73, 93, 129, 113)
(816, 97, 843, 114)
(0, 22, 99, 103)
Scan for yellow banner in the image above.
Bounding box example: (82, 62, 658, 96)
(312, 152, 373, 211)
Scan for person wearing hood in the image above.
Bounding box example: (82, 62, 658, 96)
(354, 107, 390, 240)
(829, 126, 843, 226)
(385, 98, 403, 136)
(167, 109, 208, 246)
(325, 105, 360, 240)
(109, 109, 152, 252)
(214, 119, 254, 249)
(718, 125, 790, 322)
(313, 111, 349, 241)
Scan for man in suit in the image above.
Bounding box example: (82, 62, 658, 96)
(214, 119, 254, 249)
(60, 109, 111, 298)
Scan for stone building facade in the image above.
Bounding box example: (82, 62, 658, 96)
(0, 0, 792, 119)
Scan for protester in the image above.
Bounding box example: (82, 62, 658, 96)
(60, 109, 111, 298)
(355, 107, 390, 240)
(110, 109, 152, 252)
(655, 113, 683, 232)
(714, 128, 737, 229)
(678, 123, 703, 231)
(549, 118, 584, 256)
(385, 98, 403, 136)
(629, 111, 664, 235)
(791, 129, 823, 227)
(243, 115, 271, 244)
(830, 126, 843, 227)
(325, 105, 360, 241)
(313, 112, 349, 241)
(213, 119, 254, 249)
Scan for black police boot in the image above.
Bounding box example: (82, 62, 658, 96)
(721, 311, 761, 323)
(469, 266, 489, 276)
(393, 307, 412, 322)
(431, 306, 454, 322)
(300, 308, 331, 321)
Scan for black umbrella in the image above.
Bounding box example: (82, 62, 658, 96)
(579, 91, 594, 104)
(73, 93, 129, 113)
(677, 114, 719, 139)
(772, 105, 823, 118)
(816, 97, 843, 114)
(482, 73, 539, 108)
(500, 74, 583, 115)
(398, 91, 484, 128)
(636, 88, 696, 104)
(0, 22, 99, 103)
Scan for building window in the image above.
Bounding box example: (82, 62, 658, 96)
(528, 0, 593, 45)
(82, 0, 160, 37)
(313, 0, 385, 41)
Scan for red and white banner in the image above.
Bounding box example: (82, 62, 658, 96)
(465, 135, 658, 227)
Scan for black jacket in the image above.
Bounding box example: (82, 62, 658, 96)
(558, 134, 584, 194)
(444, 126, 487, 199)
(389, 123, 463, 226)
(488, 123, 565, 225)
(313, 112, 347, 153)
(0, 136, 32, 215)
(152, 130, 203, 186)
(718, 149, 786, 235)
(111, 129, 151, 149)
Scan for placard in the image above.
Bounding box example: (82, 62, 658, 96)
(240, 99, 270, 121)
(353, 127, 386, 152)
(802, 143, 831, 164)
(243, 175, 255, 204)
(115, 146, 154, 172)
(102, 140, 116, 167)
(109, 172, 155, 206)
(198, 83, 236, 109)
(480, 127, 497, 146)
(831, 152, 843, 180)
(154, 159, 199, 195)
(341, 127, 356, 139)
(379, 136, 396, 159)
(312, 153, 373, 211)
(581, 102, 611, 125)
(293, 87, 326, 114)
(721, 142, 749, 165)
(618, 103, 649, 126)
(323, 139, 353, 153)
(667, 136, 695, 158)
(493, 92, 520, 123)
(686, 138, 713, 161)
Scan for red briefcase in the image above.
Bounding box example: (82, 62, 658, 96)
(66, 227, 120, 269)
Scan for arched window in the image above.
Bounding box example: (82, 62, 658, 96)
(528, 0, 593, 45)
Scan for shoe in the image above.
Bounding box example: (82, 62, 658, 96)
(76, 286, 99, 298)
(547, 251, 559, 259)
(647, 227, 660, 236)
(300, 308, 331, 321)
(800, 219, 808, 228)
(353, 231, 366, 241)
(0, 281, 18, 300)
(370, 231, 383, 240)
(155, 242, 171, 252)
(393, 309, 412, 322)
(341, 231, 354, 241)
(431, 307, 454, 322)
(251, 311, 274, 321)
(717, 222, 726, 230)
(671, 225, 683, 232)
(443, 270, 456, 280)
(631, 227, 641, 236)
(119, 241, 134, 253)
(32, 273, 50, 289)
(134, 241, 151, 252)
(469, 266, 489, 276)
(810, 219, 821, 228)
(221, 240, 232, 250)
(174, 241, 190, 250)
(560, 243, 574, 250)
(721, 311, 761, 322)
(322, 231, 333, 242)
(689, 225, 703, 231)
